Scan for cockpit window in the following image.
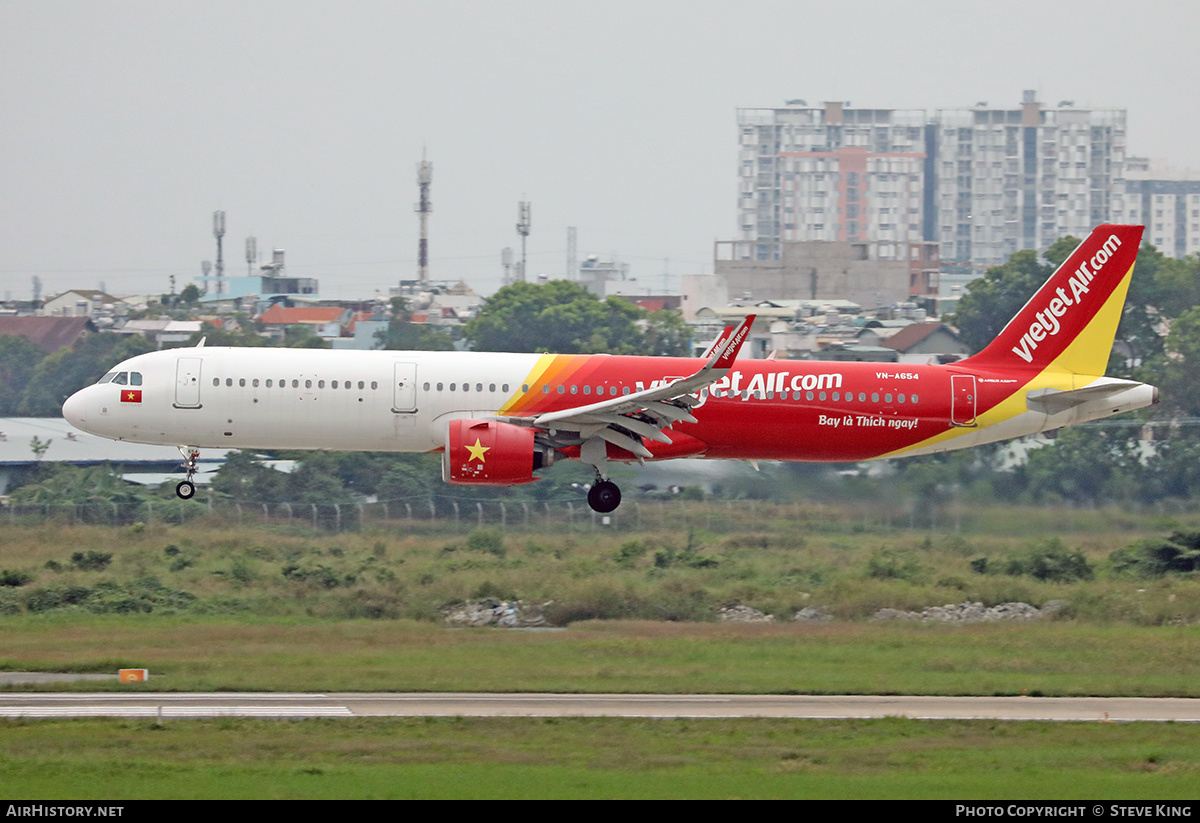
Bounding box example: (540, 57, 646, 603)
(130, 372, 142, 386)
(112, 372, 129, 385)
(98, 372, 117, 384)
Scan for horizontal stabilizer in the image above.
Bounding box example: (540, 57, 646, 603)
(1025, 381, 1141, 415)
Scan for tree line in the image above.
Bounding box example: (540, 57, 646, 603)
(0, 282, 691, 417)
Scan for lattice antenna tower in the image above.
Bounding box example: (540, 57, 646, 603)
(516, 201, 531, 282)
(501, 247, 514, 286)
(245, 236, 257, 276)
(416, 150, 433, 285)
(212, 210, 226, 295)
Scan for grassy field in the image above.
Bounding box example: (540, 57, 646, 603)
(1, 508, 1198, 798)
(0, 505, 1198, 627)
(1, 617, 1199, 696)
(1, 716, 1199, 799)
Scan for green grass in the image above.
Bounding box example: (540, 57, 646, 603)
(1, 716, 1198, 799)
(0, 511, 1197, 799)
(1, 617, 1198, 696)
(1, 510, 1199, 626)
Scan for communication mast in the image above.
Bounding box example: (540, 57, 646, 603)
(501, 247, 514, 286)
(516, 201, 531, 282)
(416, 151, 433, 285)
(245, 236, 257, 276)
(212, 211, 226, 295)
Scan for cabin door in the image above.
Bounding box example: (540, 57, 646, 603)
(175, 357, 203, 408)
(392, 362, 417, 413)
(950, 374, 977, 427)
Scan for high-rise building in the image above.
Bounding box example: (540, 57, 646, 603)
(932, 91, 1125, 270)
(1122, 157, 1200, 258)
(737, 102, 928, 261)
(737, 92, 1129, 273)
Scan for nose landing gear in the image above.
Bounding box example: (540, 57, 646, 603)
(175, 446, 199, 500)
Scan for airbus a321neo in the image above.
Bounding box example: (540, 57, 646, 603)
(63, 224, 1157, 513)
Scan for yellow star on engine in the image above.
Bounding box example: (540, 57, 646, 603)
(466, 438, 490, 463)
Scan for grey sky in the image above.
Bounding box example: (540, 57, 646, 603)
(2, 0, 1197, 301)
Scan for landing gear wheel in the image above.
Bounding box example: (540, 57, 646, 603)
(175, 480, 196, 500)
(587, 480, 622, 513)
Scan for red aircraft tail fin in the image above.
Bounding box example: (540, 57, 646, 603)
(963, 224, 1142, 376)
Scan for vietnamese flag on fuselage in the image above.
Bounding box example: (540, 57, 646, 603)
(120, 389, 142, 403)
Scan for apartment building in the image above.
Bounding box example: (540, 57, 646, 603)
(738, 92, 1128, 273)
(1122, 157, 1200, 258)
(737, 102, 928, 261)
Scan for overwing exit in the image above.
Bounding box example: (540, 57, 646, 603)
(63, 225, 1157, 512)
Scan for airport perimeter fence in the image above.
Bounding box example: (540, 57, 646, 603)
(0, 494, 934, 535)
(3, 493, 1177, 536)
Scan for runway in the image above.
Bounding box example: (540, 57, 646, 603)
(2, 693, 1199, 721)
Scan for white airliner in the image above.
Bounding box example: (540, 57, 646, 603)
(62, 225, 1157, 512)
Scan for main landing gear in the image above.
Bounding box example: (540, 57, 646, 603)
(587, 478, 621, 513)
(580, 436, 622, 513)
(175, 446, 199, 500)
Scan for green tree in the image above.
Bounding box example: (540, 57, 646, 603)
(210, 451, 287, 504)
(0, 335, 46, 415)
(7, 464, 153, 514)
(1157, 305, 1200, 416)
(948, 249, 1056, 354)
(1019, 427, 1142, 505)
(282, 325, 331, 349)
(376, 297, 455, 351)
(19, 333, 154, 416)
(184, 320, 266, 348)
(1105, 243, 1169, 378)
(1143, 433, 1200, 500)
(178, 284, 202, 306)
(465, 280, 677, 355)
(641, 309, 691, 357)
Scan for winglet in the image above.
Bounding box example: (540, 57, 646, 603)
(702, 325, 734, 359)
(711, 315, 754, 370)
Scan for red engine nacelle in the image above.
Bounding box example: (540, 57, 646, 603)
(442, 419, 548, 485)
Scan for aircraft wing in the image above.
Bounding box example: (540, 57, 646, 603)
(507, 315, 754, 458)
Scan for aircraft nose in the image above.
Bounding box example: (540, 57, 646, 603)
(62, 390, 87, 429)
